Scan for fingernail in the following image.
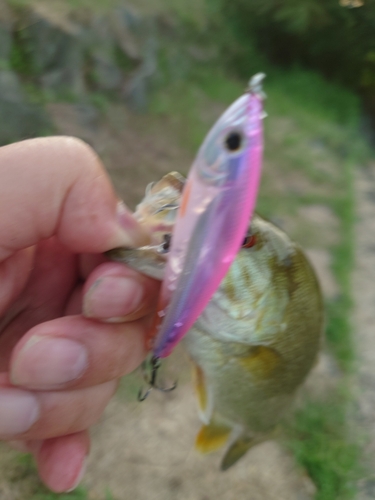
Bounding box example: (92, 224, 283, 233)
(11, 337, 88, 389)
(83, 276, 143, 320)
(116, 201, 149, 247)
(0, 389, 40, 435)
(67, 458, 87, 492)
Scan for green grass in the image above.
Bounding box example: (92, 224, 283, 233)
(8, 454, 115, 500)
(326, 157, 356, 371)
(287, 395, 361, 500)
(30, 487, 89, 500)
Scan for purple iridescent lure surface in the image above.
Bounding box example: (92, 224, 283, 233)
(148, 74, 265, 358)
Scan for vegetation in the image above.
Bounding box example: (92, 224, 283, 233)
(206, 0, 375, 99)
(287, 395, 361, 500)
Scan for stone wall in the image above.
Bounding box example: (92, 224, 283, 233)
(0, 1, 159, 144)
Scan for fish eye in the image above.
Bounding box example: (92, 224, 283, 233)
(242, 235, 256, 248)
(161, 233, 172, 252)
(224, 131, 243, 152)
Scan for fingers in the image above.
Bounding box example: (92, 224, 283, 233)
(7, 434, 89, 492)
(32, 432, 90, 493)
(10, 315, 148, 390)
(0, 380, 117, 440)
(83, 262, 160, 322)
(0, 238, 77, 369)
(0, 137, 148, 261)
(32, 431, 89, 493)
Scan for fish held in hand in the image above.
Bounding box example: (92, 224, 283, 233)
(108, 172, 323, 469)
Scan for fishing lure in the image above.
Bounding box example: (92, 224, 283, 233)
(150, 73, 265, 360)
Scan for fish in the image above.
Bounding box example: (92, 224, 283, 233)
(148, 74, 265, 359)
(108, 172, 323, 470)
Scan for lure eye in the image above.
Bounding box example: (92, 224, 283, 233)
(242, 235, 256, 248)
(224, 131, 243, 152)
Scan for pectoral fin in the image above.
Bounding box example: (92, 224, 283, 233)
(239, 345, 282, 380)
(221, 436, 254, 471)
(191, 362, 213, 424)
(195, 420, 232, 454)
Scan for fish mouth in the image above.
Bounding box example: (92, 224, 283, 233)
(105, 241, 170, 281)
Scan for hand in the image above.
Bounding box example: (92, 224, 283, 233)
(0, 137, 159, 492)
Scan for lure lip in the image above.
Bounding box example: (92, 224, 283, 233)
(151, 75, 265, 358)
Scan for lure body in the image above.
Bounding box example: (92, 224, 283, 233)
(151, 75, 265, 358)
(108, 173, 323, 469)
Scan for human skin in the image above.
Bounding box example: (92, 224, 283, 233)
(0, 136, 159, 492)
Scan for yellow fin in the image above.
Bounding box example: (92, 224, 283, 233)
(195, 421, 232, 454)
(239, 345, 282, 379)
(192, 363, 208, 414)
(221, 437, 254, 470)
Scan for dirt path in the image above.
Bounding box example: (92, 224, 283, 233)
(84, 365, 316, 500)
(354, 164, 375, 499)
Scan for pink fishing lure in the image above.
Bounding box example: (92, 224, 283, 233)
(150, 74, 265, 358)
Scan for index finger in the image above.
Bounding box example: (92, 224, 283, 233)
(0, 136, 148, 261)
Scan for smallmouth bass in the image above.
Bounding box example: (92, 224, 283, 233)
(108, 172, 323, 470)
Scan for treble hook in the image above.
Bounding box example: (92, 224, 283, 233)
(138, 356, 177, 402)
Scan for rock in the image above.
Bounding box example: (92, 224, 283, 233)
(0, 69, 23, 101)
(84, 6, 157, 96)
(101, 6, 158, 109)
(0, 69, 50, 145)
(90, 46, 124, 92)
(86, 15, 124, 92)
(0, 97, 49, 145)
(109, 6, 143, 61)
(19, 3, 85, 95)
(123, 32, 158, 111)
(124, 46, 157, 110)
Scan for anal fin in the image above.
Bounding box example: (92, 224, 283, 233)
(195, 421, 232, 454)
(221, 436, 254, 471)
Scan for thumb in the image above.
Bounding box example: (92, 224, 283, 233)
(0, 136, 147, 261)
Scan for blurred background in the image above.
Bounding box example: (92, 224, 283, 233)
(0, 0, 375, 499)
